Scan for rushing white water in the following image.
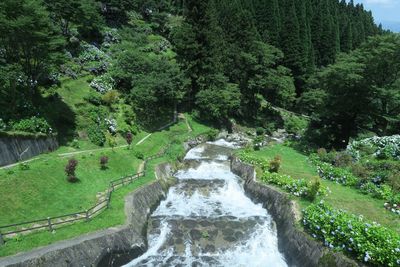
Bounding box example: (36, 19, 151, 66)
(124, 141, 287, 267)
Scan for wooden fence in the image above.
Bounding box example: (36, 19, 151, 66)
(0, 139, 172, 245)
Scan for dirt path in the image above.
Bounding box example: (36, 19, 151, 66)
(178, 113, 192, 132)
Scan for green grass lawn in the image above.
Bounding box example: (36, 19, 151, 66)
(243, 144, 400, 233)
(0, 149, 142, 226)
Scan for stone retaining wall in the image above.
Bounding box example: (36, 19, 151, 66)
(0, 163, 174, 267)
(231, 156, 361, 267)
(0, 136, 58, 167)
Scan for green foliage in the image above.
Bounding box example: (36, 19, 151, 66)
(101, 90, 120, 106)
(238, 151, 269, 171)
(0, 119, 7, 131)
(0, 0, 65, 83)
(133, 150, 144, 160)
(303, 202, 400, 266)
(305, 35, 400, 148)
(11, 117, 52, 135)
(284, 115, 308, 135)
(261, 172, 323, 198)
(205, 129, 219, 141)
(195, 83, 241, 123)
(256, 127, 264, 136)
(87, 124, 106, 146)
(347, 135, 400, 161)
(308, 176, 321, 202)
(315, 161, 359, 186)
(106, 133, 117, 151)
(18, 163, 30, 171)
(253, 136, 264, 151)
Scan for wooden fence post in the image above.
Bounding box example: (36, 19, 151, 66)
(0, 233, 4, 245)
(107, 191, 111, 208)
(85, 210, 90, 221)
(47, 217, 53, 232)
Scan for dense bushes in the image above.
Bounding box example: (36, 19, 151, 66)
(311, 152, 400, 215)
(315, 161, 358, 186)
(347, 135, 400, 161)
(87, 124, 106, 146)
(239, 151, 323, 200)
(261, 172, 321, 200)
(268, 155, 281, 173)
(303, 202, 400, 266)
(10, 117, 52, 135)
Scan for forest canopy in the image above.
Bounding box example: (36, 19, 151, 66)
(0, 0, 397, 148)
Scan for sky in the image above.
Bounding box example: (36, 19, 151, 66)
(352, 0, 400, 32)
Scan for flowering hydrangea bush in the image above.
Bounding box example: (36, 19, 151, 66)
(347, 135, 400, 161)
(238, 152, 269, 171)
(90, 74, 115, 94)
(79, 43, 109, 63)
(316, 162, 359, 186)
(261, 172, 311, 197)
(384, 202, 400, 215)
(239, 152, 325, 199)
(360, 182, 392, 199)
(104, 117, 117, 134)
(303, 202, 400, 266)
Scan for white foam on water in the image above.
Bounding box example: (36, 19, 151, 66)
(218, 221, 287, 267)
(154, 179, 268, 219)
(123, 222, 172, 267)
(184, 145, 206, 160)
(175, 161, 236, 180)
(207, 139, 241, 148)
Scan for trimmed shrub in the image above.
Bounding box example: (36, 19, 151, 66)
(206, 129, 219, 141)
(133, 150, 144, 160)
(126, 132, 133, 149)
(100, 156, 109, 170)
(307, 176, 321, 201)
(269, 155, 282, 173)
(256, 127, 265, 136)
(18, 163, 30, 171)
(65, 159, 78, 182)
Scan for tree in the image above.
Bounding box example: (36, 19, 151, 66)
(0, 0, 65, 91)
(306, 34, 400, 148)
(195, 83, 241, 124)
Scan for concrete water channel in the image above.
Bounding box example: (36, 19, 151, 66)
(124, 140, 287, 267)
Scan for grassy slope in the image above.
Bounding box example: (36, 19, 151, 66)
(245, 144, 400, 233)
(0, 116, 211, 257)
(0, 149, 142, 225)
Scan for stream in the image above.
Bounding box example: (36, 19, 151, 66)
(124, 140, 288, 267)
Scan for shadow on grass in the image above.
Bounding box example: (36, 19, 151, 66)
(36, 92, 77, 146)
